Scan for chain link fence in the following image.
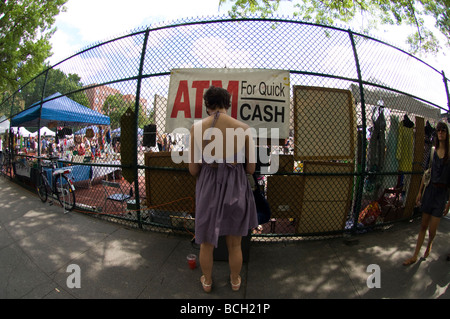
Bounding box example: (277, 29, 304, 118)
(1, 16, 449, 242)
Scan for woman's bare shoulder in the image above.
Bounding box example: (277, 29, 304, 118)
(225, 115, 250, 129)
(191, 119, 207, 131)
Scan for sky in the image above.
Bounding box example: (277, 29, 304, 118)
(47, 0, 450, 109)
(49, 0, 225, 64)
(49, 0, 449, 71)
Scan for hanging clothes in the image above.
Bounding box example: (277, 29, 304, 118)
(396, 115, 414, 172)
(382, 115, 399, 189)
(423, 121, 435, 170)
(365, 105, 386, 196)
(367, 106, 386, 173)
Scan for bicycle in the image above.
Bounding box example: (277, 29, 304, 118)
(35, 156, 76, 212)
(1, 149, 12, 176)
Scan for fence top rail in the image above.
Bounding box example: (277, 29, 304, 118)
(1, 15, 446, 102)
(1, 14, 447, 118)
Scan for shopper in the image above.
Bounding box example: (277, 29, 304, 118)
(403, 121, 450, 266)
(189, 86, 258, 292)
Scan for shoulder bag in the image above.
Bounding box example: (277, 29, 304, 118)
(422, 146, 435, 196)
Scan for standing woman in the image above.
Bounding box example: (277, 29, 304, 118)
(403, 121, 450, 266)
(189, 86, 258, 292)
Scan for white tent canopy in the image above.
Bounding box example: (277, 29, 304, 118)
(0, 116, 9, 134)
(11, 127, 33, 137)
(11, 126, 55, 137)
(30, 127, 55, 137)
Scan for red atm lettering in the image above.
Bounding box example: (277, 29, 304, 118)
(192, 81, 210, 118)
(170, 80, 239, 119)
(170, 80, 191, 118)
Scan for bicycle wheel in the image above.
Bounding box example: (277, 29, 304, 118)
(1, 153, 10, 175)
(55, 174, 76, 211)
(35, 173, 48, 203)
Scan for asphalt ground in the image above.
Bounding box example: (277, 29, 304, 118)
(0, 176, 449, 311)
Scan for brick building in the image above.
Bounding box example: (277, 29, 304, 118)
(84, 85, 148, 115)
(84, 84, 120, 114)
(123, 94, 148, 113)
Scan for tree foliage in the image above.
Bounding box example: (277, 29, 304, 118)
(102, 94, 151, 130)
(19, 67, 89, 107)
(4, 67, 89, 117)
(219, 0, 450, 55)
(0, 0, 67, 94)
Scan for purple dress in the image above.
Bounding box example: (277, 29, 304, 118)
(194, 114, 258, 247)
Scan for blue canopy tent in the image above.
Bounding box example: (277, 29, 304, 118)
(11, 92, 110, 127)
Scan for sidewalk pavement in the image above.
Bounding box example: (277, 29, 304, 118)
(0, 176, 449, 300)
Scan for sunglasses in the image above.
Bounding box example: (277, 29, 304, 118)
(437, 128, 447, 133)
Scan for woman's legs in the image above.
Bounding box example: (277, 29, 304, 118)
(226, 235, 242, 285)
(403, 213, 431, 265)
(423, 216, 441, 258)
(199, 236, 244, 290)
(199, 242, 214, 287)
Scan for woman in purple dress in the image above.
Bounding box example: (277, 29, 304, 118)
(189, 86, 258, 292)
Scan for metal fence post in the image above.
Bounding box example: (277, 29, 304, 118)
(9, 95, 15, 121)
(348, 30, 367, 233)
(37, 70, 49, 159)
(7, 95, 16, 179)
(133, 29, 150, 228)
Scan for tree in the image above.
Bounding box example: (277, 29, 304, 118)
(103, 94, 128, 130)
(102, 94, 150, 129)
(0, 0, 67, 94)
(17, 66, 90, 111)
(219, 0, 450, 55)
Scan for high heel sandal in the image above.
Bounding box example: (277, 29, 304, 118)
(230, 275, 241, 291)
(200, 275, 212, 293)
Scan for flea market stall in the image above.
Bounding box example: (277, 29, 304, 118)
(144, 79, 443, 236)
(10, 92, 111, 189)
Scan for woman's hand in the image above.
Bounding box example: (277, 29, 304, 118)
(415, 193, 422, 207)
(444, 202, 450, 216)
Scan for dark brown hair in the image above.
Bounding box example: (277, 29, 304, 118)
(203, 86, 231, 110)
(435, 121, 449, 163)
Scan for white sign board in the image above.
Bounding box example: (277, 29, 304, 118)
(166, 68, 290, 138)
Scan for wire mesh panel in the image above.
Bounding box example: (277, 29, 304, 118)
(1, 16, 448, 241)
(354, 34, 447, 108)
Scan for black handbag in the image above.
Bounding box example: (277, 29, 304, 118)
(250, 173, 271, 225)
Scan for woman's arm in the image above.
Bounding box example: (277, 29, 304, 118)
(416, 175, 425, 206)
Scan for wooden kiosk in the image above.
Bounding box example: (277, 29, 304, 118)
(267, 86, 356, 234)
(144, 151, 196, 228)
